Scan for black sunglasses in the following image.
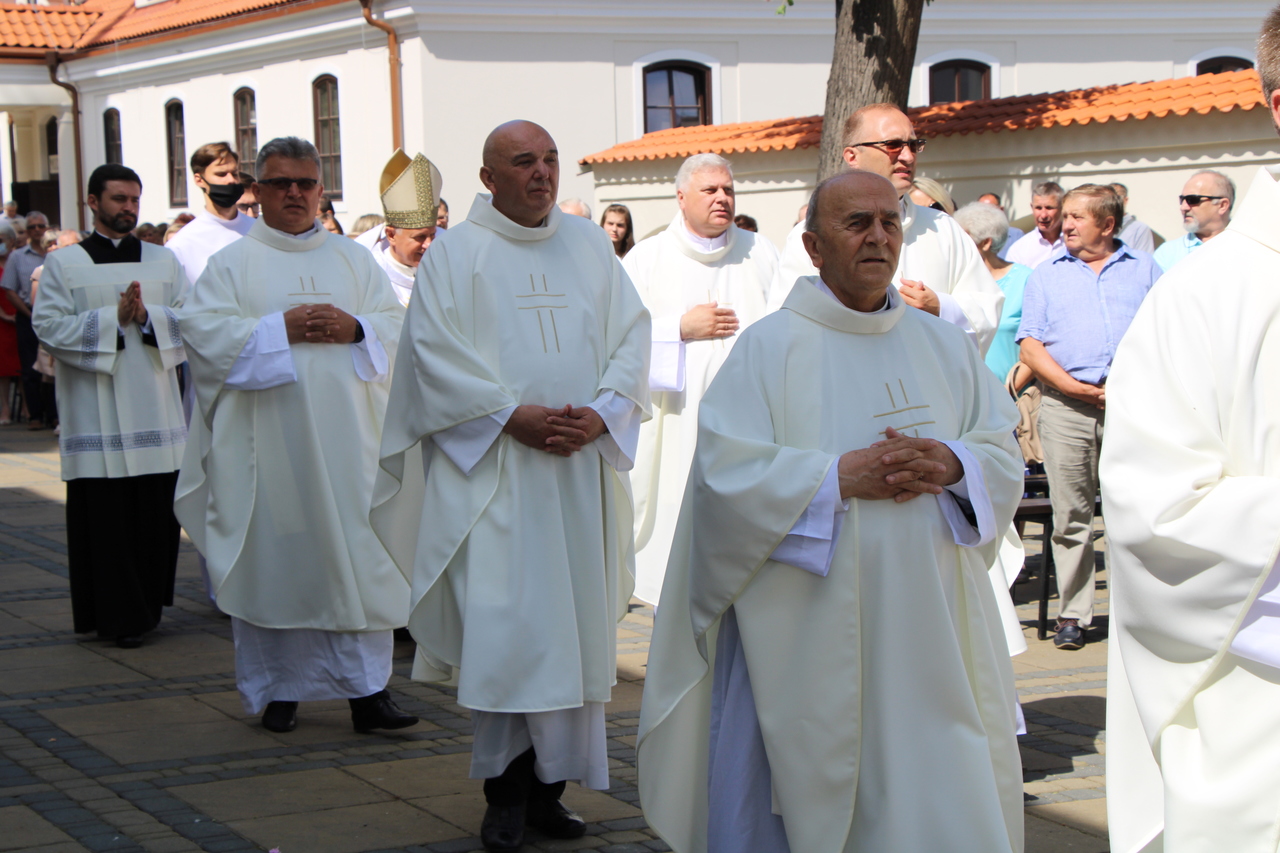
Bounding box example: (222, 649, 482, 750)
(257, 177, 319, 191)
(851, 138, 927, 155)
(1179, 194, 1227, 206)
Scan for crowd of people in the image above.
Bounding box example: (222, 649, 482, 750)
(8, 6, 1280, 853)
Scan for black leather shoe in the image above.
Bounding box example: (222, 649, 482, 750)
(262, 701, 298, 732)
(481, 802, 525, 853)
(349, 690, 419, 733)
(1054, 619, 1085, 650)
(526, 798, 586, 839)
(115, 635, 143, 649)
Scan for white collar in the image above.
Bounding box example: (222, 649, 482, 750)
(814, 277, 895, 313)
(266, 222, 319, 240)
(682, 223, 728, 252)
(95, 231, 123, 248)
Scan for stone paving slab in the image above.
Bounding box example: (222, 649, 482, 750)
(0, 423, 1113, 852)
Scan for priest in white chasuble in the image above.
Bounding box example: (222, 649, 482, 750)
(354, 148, 442, 306)
(639, 171, 1025, 853)
(779, 104, 1003, 355)
(371, 120, 650, 853)
(33, 165, 188, 650)
(1100, 14, 1280, 850)
(623, 152, 784, 606)
(174, 137, 415, 737)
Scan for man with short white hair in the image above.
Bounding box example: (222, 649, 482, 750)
(780, 103, 1003, 354)
(558, 197, 592, 218)
(1152, 170, 1235, 272)
(1005, 181, 1065, 268)
(355, 149, 442, 306)
(624, 152, 784, 605)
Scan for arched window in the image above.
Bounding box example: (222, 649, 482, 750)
(234, 88, 257, 178)
(103, 108, 122, 165)
(165, 100, 187, 207)
(312, 75, 342, 199)
(643, 61, 710, 133)
(1196, 56, 1254, 75)
(45, 116, 58, 176)
(929, 60, 991, 104)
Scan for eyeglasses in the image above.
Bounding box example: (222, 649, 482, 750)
(851, 138, 927, 155)
(257, 177, 319, 192)
(1179, 194, 1227, 206)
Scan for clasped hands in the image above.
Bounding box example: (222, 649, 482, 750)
(503, 404, 607, 457)
(284, 303, 360, 344)
(116, 282, 149, 327)
(838, 426, 963, 503)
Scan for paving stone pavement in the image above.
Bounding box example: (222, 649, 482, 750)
(0, 423, 1110, 853)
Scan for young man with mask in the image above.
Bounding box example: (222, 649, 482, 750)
(166, 142, 255, 287)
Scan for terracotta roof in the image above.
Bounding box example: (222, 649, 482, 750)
(79, 0, 304, 47)
(0, 3, 102, 50)
(581, 69, 1267, 166)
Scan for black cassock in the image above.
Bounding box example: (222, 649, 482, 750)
(66, 232, 181, 640)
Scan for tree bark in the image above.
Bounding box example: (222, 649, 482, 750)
(816, 0, 927, 181)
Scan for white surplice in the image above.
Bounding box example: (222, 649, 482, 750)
(167, 210, 255, 287)
(356, 226, 417, 306)
(1099, 165, 1280, 853)
(638, 276, 1024, 853)
(371, 195, 650, 788)
(32, 241, 188, 480)
(779, 193, 1003, 355)
(624, 216, 784, 605)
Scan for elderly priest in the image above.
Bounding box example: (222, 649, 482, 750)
(33, 164, 188, 649)
(372, 120, 650, 853)
(638, 170, 1025, 853)
(175, 137, 414, 736)
(355, 148, 442, 305)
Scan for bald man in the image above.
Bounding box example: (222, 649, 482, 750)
(1153, 169, 1236, 272)
(372, 120, 651, 853)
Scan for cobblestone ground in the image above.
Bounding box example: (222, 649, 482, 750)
(0, 424, 1109, 853)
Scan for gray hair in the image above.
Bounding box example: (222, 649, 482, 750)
(558, 198, 592, 218)
(255, 137, 321, 176)
(953, 201, 1011, 252)
(1190, 169, 1237, 207)
(0, 222, 17, 243)
(1031, 181, 1064, 201)
(675, 153, 733, 191)
(25, 210, 47, 226)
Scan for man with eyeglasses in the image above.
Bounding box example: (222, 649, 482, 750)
(780, 103, 1003, 356)
(0, 210, 51, 428)
(176, 136, 416, 737)
(1152, 170, 1235, 272)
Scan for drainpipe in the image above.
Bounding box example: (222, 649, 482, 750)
(45, 52, 85, 231)
(358, 0, 403, 151)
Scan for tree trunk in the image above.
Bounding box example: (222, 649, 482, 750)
(816, 0, 927, 181)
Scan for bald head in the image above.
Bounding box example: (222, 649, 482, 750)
(480, 120, 560, 228)
(802, 170, 903, 312)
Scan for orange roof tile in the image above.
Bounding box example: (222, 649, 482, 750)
(79, 0, 304, 47)
(0, 3, 101, 50)
(581, 69, 1267, 166)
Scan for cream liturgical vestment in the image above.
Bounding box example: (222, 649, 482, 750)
(780, 194, 1003, 354)
(638, 278, 1024, 853)
(1100, 165, 1280, 853)
(174, 219, 407, 713)
(624, 216, 784, 605)
(372, 196, 650, 787)
(356, 227, 416, 306)
(166, 210, 255, 286)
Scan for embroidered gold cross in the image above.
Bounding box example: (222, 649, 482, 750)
(873, 377, 936, 437)
(515, 273, 568, 354)
(287, 276, 332, 306)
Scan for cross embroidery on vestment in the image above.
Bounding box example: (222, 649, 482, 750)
(515, 273, 568, 354)
(873, 378, 936, 437)
(287, 276, 332, 307)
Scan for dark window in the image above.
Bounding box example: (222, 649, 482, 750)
(1196, 56, 1254, 75)
(312, 75, 342, 199)
(45, 116, 58, 175)
(643, 61, 710, 133)
(103, 108, 122, 165)
(929, 60, 991, 104)
(234, 88, 258, 178)
(165, 100, 187, 207)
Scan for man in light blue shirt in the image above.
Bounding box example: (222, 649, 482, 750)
(1016, 184, 1160, 652)
(1152, 170, 1234, 272)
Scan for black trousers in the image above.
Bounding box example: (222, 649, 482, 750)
(483, 747, 567, 807)
(67, 472, 181, 639)
(14, 313, 42, 423)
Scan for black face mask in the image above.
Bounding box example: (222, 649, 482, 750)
(205, 182, 245, 209)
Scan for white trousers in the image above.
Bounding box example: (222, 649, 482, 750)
(470, 703, 610, 790)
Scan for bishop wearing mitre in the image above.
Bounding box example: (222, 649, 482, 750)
(1100, 9, 1280, 851)
(639, 171, 1024, 853)
(624, 153, 784, 606)
(33, 164, 188, 649)
(371, 120, 650, 853)
(174, 137, 415, 736)
(355, 149, 442, 305)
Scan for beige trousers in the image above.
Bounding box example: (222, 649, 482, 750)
(1038, 388, 1105, 626)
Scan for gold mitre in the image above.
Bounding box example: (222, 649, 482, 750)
(379, 149, 442, 229)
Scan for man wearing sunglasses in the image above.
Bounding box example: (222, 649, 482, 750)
(176, 136, 415, 738)
(1151, 170, 1235, 272)
(780, 103, 1003, 356)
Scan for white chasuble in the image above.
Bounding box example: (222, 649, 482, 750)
(624, 216, 784, 605)
(174, 219, 407, 632)
(371, 195, 651, 714)
(780, 194, 1004, 355)
(638, 277, 1024, 853)
(33, 243, 188, 480)
(1100, 165, 1280, 853)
